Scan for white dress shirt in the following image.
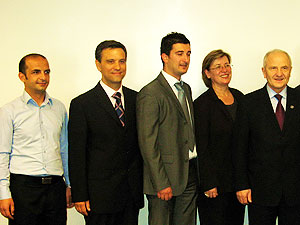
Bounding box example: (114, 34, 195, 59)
(100, 80, 125, 109)
(161, 70, 197, 159)
(266, 85, 287, 112)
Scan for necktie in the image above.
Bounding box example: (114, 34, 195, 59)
(275, 94, 285, 130)
(174, 81, 195, 151)
(112, 92, 125, 127)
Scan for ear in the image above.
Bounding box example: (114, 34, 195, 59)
(262, 67, 267, 78)
(161, 53, 169, 64)
(204, 69, 211, 79)
(95, 60, 101, 72)
(18, 72, 26, 82)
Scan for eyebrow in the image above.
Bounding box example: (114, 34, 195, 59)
(175, 50, 191, 54)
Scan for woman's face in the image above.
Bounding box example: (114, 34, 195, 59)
(205, 56, 232, 87)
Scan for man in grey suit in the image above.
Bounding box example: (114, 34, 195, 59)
(137, 32, 198, 225)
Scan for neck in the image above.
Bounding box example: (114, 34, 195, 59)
(102, 80, 122, 91)
(163, 69, 182, 81)
(25, 89, 46, 106)
(212, 84, 230, 97)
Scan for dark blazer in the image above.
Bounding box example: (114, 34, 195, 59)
(136, 73, 194, 196)
(194, 88, 244, 193)
(233, 85, 300, 206)
(68, 82, 144, 213)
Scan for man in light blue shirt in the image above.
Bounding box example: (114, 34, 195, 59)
(0, 53, 73, 224)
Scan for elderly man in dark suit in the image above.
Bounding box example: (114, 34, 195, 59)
(137, 32, 198, 225)
(234, 49, 300, 225)
(68, 40, 144, 225)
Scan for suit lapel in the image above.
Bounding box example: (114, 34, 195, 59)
(93, 82, 123, 126)
(123, 86, 134, 130)
(282, 86, 297, 133)
(157, 73, 186, 119)
(182, 82, 195, 127)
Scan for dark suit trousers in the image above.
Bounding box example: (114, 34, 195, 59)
(84, 193, 139, 225)
(248, 201, 300, 225)
(9, 174, 66, 225)
(197, 191, 245, 225)
(146, 158, 198, 225)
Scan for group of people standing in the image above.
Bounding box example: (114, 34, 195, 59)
(0, 31, 299, 225)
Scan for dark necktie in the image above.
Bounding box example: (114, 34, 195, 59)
(174, 81, 195, 151)
(275, 94, 285, 130)
(112, 92, 125, 127)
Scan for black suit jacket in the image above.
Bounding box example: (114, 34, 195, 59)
(233, 85, 300, 206)
(68, 82, 144, 213)
(194, 88, 244, 193)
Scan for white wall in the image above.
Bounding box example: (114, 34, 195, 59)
(1, 0, 299, 224)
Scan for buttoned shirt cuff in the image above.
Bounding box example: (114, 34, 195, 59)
(64, 177, 71, 187)
(0, 182, 12, 200)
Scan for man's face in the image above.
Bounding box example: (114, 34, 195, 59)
(162, 43, 191, 79)
(96, 48, 126, 90)
(19, 56, 50, 95)
(262, 51, 292, 93)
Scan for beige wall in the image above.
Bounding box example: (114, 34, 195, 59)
(1, 0, 298, 224)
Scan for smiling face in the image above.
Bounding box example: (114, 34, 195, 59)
(19, 56, 50, 96)
(262, 51, 292, 93)
(205, 55, 232, 88)
(95, 48, 126, 91)
(162, 43, 191, 80)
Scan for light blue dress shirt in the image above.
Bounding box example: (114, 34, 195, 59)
(0, 91, 70, 200)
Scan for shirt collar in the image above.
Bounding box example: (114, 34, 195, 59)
(161, 70, 181, 87)
(21, 90, 52, 106)
(100, 80, 124, 97)
(266, 84, 287, 100)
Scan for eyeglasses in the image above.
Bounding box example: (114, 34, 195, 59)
(210, 64, 232, 72)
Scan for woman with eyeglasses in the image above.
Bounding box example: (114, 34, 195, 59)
(194, 49, 245, 225)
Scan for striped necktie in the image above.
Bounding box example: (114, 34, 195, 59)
(112, 92, 125, 127)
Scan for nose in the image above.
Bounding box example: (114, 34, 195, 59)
(182, 54, 189, 63)
(115, 62, 121, 70)
(220, 65, 227, 72)
(40, 72, 47, 80)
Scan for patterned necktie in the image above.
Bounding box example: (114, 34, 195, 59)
(174, 81, 195, 151)
(275, 94, 285, 130)
(112, 92, 125, 127)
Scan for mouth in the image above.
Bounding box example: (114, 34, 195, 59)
(179, 64, 188, 69)
(274, 77, 284, 82)
(220, 74, 230, 78)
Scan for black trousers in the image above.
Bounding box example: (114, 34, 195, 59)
(248, 201, 300, 225)
(197, 191, 245, 225)
(9, 174, 66, 225)
(84, 194, 139, 225)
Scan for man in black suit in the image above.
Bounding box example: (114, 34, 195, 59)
(68, 40, 144, 225)
(234, 49, 300, 225)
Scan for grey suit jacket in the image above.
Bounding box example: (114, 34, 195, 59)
(137, 73, 194, 196)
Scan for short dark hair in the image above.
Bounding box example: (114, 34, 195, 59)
(19, 53, 47, 75)
(95, 40, 127, 62)
(160, 32, 190, 63)
(202, 49, 231, 88)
